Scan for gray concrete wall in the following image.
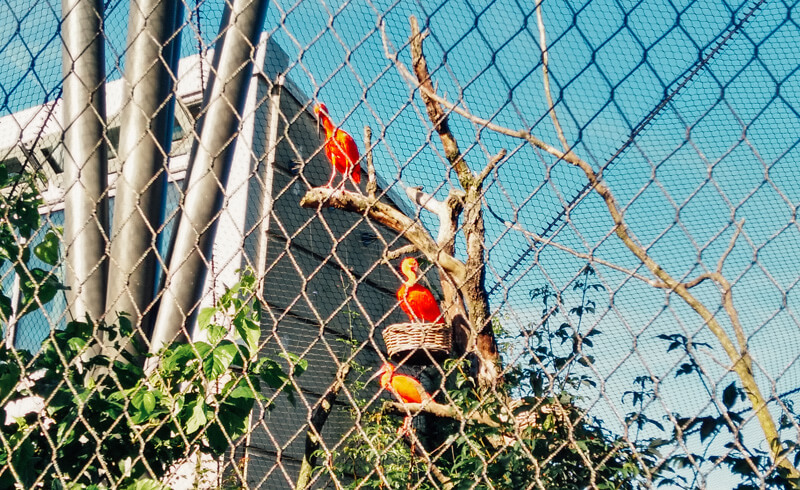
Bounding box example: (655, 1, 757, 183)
(240, 74, 410, 488)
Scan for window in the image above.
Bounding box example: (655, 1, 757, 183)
(4, 210, 66, 352)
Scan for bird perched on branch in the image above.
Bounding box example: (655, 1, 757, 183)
(397, 257, 443, 324)
(313, 103, 361, 189)
(377, 362, 430, 434)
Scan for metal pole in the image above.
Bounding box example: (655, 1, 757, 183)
(106, 0, 183, 346)
(61, 0, 109, 322)
(149, 0, 269, 353)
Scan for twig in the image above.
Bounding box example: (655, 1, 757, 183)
(384, 244, 419, 262)
(717, 219, 745, 273)
(507, 221, 660, 286)
(364, 126, 377, 198)
(535, 0, 571, 156)
(296, 365, 350, 489)
(476, 149, 506, 187)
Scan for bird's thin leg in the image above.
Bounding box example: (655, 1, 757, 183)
(325, 165, 336, 188)
(334, 172, 347, 192)
(350, 171, 362, 193)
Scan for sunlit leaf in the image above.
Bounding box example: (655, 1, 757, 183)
(33, 230, 60, 265)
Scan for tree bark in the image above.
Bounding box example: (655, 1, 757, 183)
(295, 366, 350, 489)
(408, 16, 500, 387)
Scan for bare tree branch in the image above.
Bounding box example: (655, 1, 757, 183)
(384, 244, 419, 262)
(405, 185, 464, 246)
(364, 125, 377, 198)
(408, 16, 472, 189)
(380, 20, 580, 167)
(408, 15, 501, 387)
(382, 400, 500, 427)
(387, 12, 799, 478)
(535, 0, 571, 156)
(507, 221, 661, 287)
(296, 365, 350, 489)
(300, 187, 466, 285)
(476, 149, 506, 188)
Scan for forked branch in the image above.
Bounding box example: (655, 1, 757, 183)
(408, 15, 501, 386)
(386, 11, 798, 478)
(300, 187, 466, 285)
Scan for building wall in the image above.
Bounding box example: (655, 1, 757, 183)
(240, 58, 410, 488)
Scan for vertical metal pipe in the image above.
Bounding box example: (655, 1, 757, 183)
(106, 0, 183, 344)
(148, 0, 269, 353)
(61, 0, 109, 322)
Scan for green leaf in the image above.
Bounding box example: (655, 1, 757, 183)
(233, 314, 261, 356)
(17, 268, 63, 316)
(197, 306, 216, 331)
(204, 324, 227, 345)
(722, 382, 737, 409)
(33, 230, 60, 265)
(281, 352, 308, 376)
(162, 343, 195, 372)
(228, 382, 257, 401)
(142, 391, 156, 414)
(123, 478, 168, 490)
(203, 340, 238, 379)
(699, 417, 718, 442)
(185, 399, 207, 435)
(257, 358, 288, 389)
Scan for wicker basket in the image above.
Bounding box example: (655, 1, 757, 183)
(382, 322, 452, 364)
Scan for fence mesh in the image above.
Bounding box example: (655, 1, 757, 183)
(2, 0, 800, 488)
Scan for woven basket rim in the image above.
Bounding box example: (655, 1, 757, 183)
(384, 321, 450, 330)
(382, 321, 452, 358)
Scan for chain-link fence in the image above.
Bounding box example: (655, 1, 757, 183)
(2, 0, 800, 488)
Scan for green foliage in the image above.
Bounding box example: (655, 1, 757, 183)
(330, 263, 664, 488)
(0, 269, 299, 489)
(648, 333, 800, 488)
(522, 265, 604, 396)
(0, 167, 63, 322)
(335, 356, 659, 489)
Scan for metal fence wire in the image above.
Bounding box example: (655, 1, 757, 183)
(2, 0, 800, 488)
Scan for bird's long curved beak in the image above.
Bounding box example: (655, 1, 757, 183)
(368, 365, 386, 382)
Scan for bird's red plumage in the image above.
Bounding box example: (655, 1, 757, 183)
(315, 103, 361, 185)
(325, 128, 361, 184)
(396, 257, 443, 324)
(397, 283, 442, 324)
(379, 364, 427, 403)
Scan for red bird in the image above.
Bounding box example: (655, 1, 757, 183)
(397, 257, 443, 324)
(377, 362, 430, 434)
(313, 103, 361, 189)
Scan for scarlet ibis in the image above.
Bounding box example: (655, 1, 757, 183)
(313, 103, 361, 189)
(377, 362, 430, 434)
(397, 257, 443, 324)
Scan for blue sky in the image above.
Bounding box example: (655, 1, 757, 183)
(2, 0, 800, 484)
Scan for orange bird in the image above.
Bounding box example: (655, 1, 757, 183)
(313, 103, 361, 188)
(397, 257, 443, 324)
(377, 362, 430, 434)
